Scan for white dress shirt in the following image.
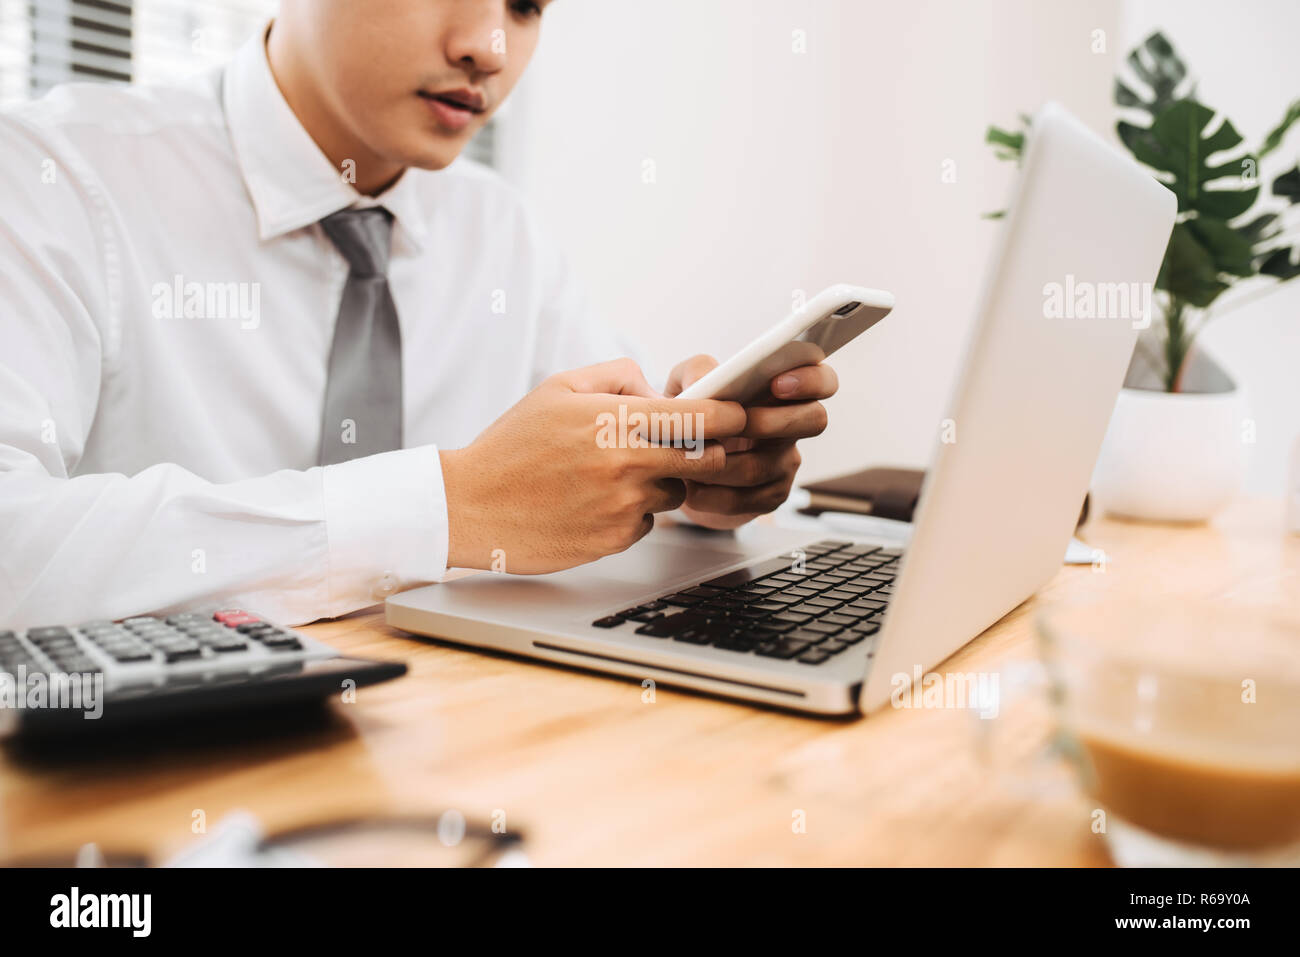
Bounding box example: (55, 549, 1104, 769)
(0, 27, 639, 629)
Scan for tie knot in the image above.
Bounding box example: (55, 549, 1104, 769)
(321, 207, 394, 278)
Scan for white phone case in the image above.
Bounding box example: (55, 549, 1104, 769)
(678, 284, 895, 403)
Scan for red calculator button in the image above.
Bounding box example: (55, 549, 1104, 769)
(214, 610, 260, 626)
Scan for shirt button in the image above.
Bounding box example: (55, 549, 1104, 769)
(372, 571, 399, 600)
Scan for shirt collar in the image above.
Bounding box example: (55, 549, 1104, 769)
(222, 21, 428, 252)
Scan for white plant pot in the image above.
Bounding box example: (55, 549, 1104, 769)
(1091, 353, 1249, 523)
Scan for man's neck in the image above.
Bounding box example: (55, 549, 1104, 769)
(264, 22, 405, 197)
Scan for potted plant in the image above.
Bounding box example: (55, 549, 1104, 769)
(986, 32, 1300, 522)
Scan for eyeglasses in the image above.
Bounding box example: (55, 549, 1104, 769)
(3, 811, 529, 868)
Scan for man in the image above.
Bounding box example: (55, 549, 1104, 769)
(0, 0, 837, 628)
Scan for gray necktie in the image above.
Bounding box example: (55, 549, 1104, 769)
(317, 207, 403, 465)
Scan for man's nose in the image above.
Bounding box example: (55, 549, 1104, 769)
(444, 6, 509, 76)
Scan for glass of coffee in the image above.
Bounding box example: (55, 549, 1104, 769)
(1036, 597, 1300, 867)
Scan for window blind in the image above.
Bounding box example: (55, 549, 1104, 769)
(1, 0, 498, 166)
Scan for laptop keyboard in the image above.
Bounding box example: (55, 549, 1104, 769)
(591, 540, 899, 666)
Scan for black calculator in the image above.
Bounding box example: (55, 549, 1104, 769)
(0, 609, 406, 739)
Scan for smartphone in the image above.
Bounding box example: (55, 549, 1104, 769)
(677, 284, 894, 403)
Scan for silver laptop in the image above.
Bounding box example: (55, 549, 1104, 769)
(386, 102, 1176, 715)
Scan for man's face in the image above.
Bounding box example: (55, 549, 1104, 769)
(286, 0, 550, 172)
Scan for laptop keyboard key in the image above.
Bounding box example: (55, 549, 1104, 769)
(790, 603, 828, 617)
(625, 609, 665, 622)
(821, 613, 858, 628)
(756, 638, 811, 660)
(636, 613, 702, 637)
(798, 649, 831, 665)
(712, 637, 755, 653)
(702, 557, 796, 590)
(592, 616, 624, 628)
(765, 573, 809, 586)
(849, 598, 888, 613)
(683, 586, 724, 599)
(776, 587, 817, 600)
(673, 630, 712, 645)
(771, 611, 812, 626)
(837, 583, 875, 595)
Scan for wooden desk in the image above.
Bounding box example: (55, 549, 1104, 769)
(3, 499, 1296, 866)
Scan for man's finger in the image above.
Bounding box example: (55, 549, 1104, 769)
(558, 357, 663, 398)
(587, 394, 747, 444)
(770, 363, 839, 401)
(690, 443, 798, 488)
(637, 440, 730, 480)
(683, 475, 792, 516)
(645, 478, 688, 513)
(665, 353, 718, 398)
(742, 401, 829, 441)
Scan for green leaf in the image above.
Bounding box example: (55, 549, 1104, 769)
(1260, 99, 1300, 159)
(1125, 100, 1259, 218)
(1187, 217, 1256, 277)
(1259, 246, 1300, 280)
(982, 125, 1024, 162)
(1236, 212, 1281, 247)
(1115, 31, 1189, 117)
(1156, 222, 1230, 307)
(1274, 165, 1300, 203)
(1117, 119, 1157, 158)
(1114, 78, 1145, 110)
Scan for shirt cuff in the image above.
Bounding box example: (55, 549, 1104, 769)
(320, 444, 448, 615)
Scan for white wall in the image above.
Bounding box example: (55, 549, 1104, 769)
(1122, 0, 1300, 495)
(505, 0, 1121, 484)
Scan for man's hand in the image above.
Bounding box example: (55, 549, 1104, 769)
(440, 358, 746, 573)
(664, 354, 838, 530)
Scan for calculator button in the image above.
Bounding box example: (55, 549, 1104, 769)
(208, 639, 250, 653)
(259, 632, 302, 650)
(214, 610, 259, 625)
(28, 626, 74, 642)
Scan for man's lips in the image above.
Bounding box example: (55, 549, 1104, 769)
(417, 88, 486, 131)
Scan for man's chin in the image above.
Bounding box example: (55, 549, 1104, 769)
(400, 135, 475, 171)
